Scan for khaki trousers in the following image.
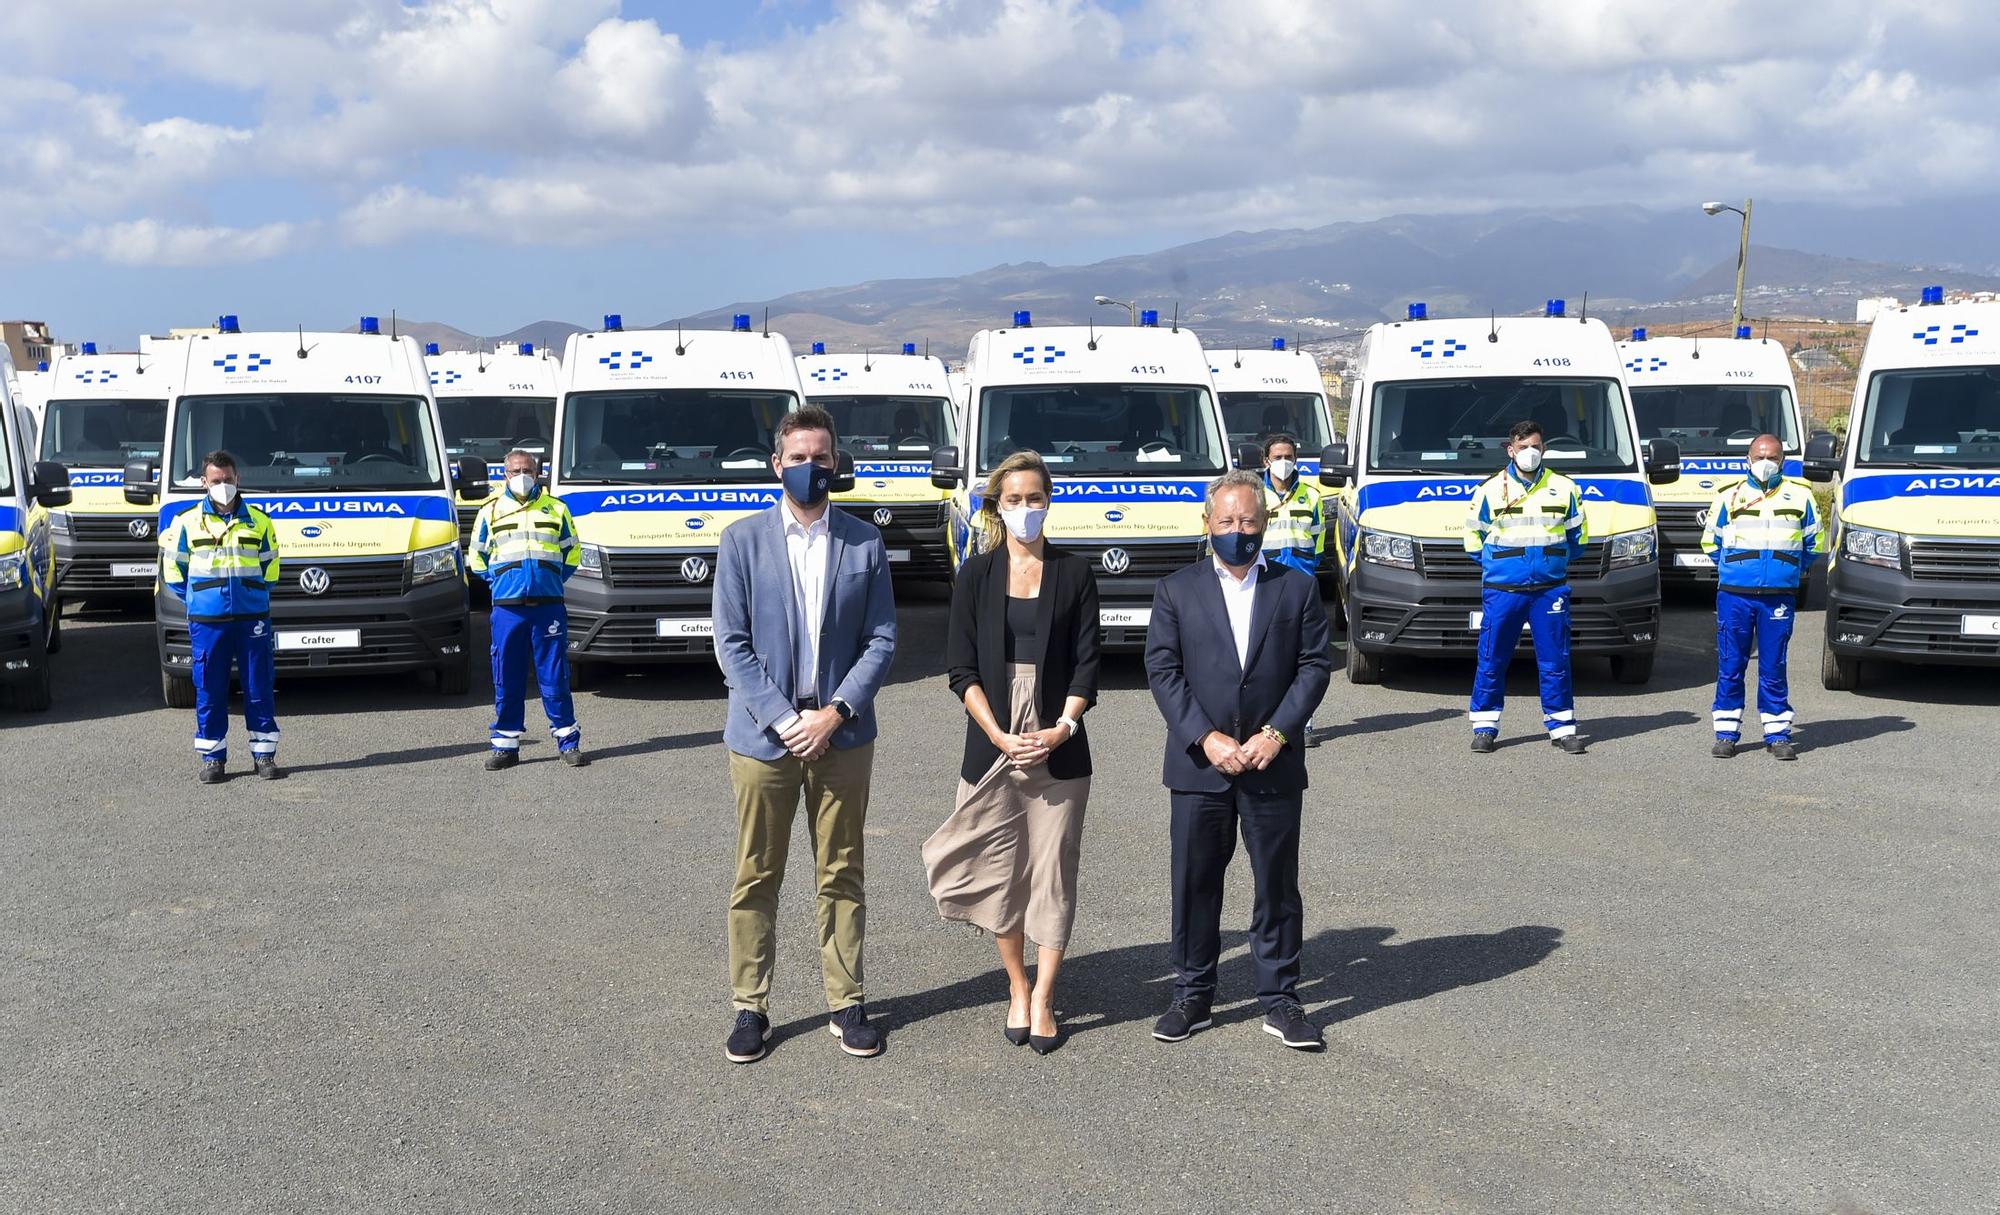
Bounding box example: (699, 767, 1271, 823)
(728, 743, 873, 1014)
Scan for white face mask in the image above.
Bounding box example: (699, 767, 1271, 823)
(507, 473, 537, 498)
(207, 481, 238, 508)
(1268, 457, 1297, 483)
(999, 504, 1049, 543)
(1749, 458, 1780, 483)
(1512, 446, 1544, 474)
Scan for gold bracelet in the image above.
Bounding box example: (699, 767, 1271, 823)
(1261, 724, 1287, 746)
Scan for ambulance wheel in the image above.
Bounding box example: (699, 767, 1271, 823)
(1821, 629, 1860, 691)
(568, 661, 594, 692)
(1610, 652, 1654, 685)
(162, 669, 197, 709)
(10, 630, 51, 712)
(43, 597, 62, 655)
(436, 655, 471, 697)
(1346, 643, 1382, 684)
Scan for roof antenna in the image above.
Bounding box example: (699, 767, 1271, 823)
(478, 340, 488, 373)
(134, 342, 148, 375)
(1293, 329, 1302, 354)
(864, 347, 874, 372)
(675, 323, 689, 356)
(1171, 302, 1180, 333)
(762, 307, 770, 338)
(1233, 347, 1242, 370)
(1691, 335, 1701, 360)
(296, 324, 314, 360)
(1086, 319, 1098, 351)
(924, 339, 931, 359)
(1760, 317, 1770, 341)
(1487, 310, 1499, 344)
(390, 309, 399, 340)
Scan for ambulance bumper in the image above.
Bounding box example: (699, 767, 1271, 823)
(1824, 557, 2000, 666)
(154, 578, 471, 677)
(1345, 558, 1660, 658)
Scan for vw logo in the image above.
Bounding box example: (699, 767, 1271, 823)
(298, 567, 331, 596)
(1100, 548, 1132, 575)
(679, 556, 712, 584)
(127, 518, 153, 539)
(872, 507, 895, 527)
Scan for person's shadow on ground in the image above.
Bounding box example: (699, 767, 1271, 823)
(816, 923, 1562, 1046)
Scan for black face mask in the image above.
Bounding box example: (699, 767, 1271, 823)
(1211, 529, 1263, 566)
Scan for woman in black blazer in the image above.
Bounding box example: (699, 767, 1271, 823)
(922, 450, 1100, 1054)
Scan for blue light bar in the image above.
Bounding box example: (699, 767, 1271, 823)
(1139, 309, 1159, 327)
(810, 341, 825, 355)
(1736, 325, 1752, 339)
(732, 314, 752, 332)
(424, 342, 440, 356)
(358, 316, 380, 335)
(81, 341, 98, 355)
(37, 361, 47, 371)
(518, 342, 534, 356)
(1012, 310, 1032, 327)
(604, 313, 623, 332)
(902, 342, 917, 355)
(217, 314, 240, 334)
(1407, 302, 1427, 321)
(1921, 285, 1945, 306)
(1630, 327, 1647, 342)
(1545, 299, 1566, 318)
(1271, 337, 1286, 351)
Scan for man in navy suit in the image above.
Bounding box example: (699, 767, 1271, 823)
(1144, 470, 1333, 1050)
(714, 405, 898, 1065)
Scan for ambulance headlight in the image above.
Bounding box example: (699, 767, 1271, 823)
(1842, 525, 1903, 570)
(48, 510, 72, 536)
(1608, 528, 1657, 568)
(1360, 530, 1416, 568)
(407, 543, 461, 585)
(0, 552, 25, 591)
(576, 543, 605, 579)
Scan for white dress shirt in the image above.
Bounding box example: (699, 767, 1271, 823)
(1212, 552, 1265, 668)
(781, 496, 832, 701)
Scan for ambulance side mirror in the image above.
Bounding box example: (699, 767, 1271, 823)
(1234, 441, 1264, 471)
(1317, 441, 1353, 488)
(123, 459, 159, 505)
(455, 457, 491, 499)
(32, 462, 72, 509)
(1644, 438, 1681, 486)
(929, 445, 963, 490)
(832, 451, 856, 495)
(1802, 433, 1840, 483)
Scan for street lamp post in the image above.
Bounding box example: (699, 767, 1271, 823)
(1702, 198, 1753, 335)
(1093, 294, 1138, 325)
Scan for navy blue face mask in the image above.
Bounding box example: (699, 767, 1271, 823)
(1211, 529, 1263, 566)
(782, 460, 832, 507)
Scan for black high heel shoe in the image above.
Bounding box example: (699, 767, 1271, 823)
(1028, 1010, 1062, 1055)
(1004, 1024, 1030, 1047)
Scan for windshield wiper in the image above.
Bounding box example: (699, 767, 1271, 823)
(1862, 460, 1968, 470)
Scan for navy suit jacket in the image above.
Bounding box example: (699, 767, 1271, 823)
(713, 503, 898, 761)
(1144, 557, 1332, 794)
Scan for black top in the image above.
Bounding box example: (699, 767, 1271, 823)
(946, 546, 1102, 783)
(1003, 595, 1043, 664)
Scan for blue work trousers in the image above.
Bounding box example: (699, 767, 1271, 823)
(190, 617, 279, 763)
(1713, 590, 1796, 742)
(490, 603, 578, 752)
(1469, 585, 1575, 739)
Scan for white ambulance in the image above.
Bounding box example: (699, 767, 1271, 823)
(40, 342, 173, 598)
(425, 341, 560, 545)
(935, 308, 1229, 648)
(1323, 300, 1678, 684)
(798, 341, 957, 576)
(1210, 338, 1337, 475)
(1, 347, 72, 711)
(552, 313, 828, 674)
(134, 315, 479, 705)
(1617, 329, 1808, 586)
(1810, 286, 2000, 688)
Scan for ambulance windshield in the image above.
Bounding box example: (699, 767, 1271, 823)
(1221, 392, 1330, 450)
(975, 383, 1224, 475)
(438, 396, 555, 464)
(40, 398, 168, 467)
(1630, 385, 1798, 454)
(1367, 377, 1637, 475)
(172, 394, 445, 491)
(1855, 366, 2000, 468)
(806, 395, 955, 456)
(560, 389, 796, 483)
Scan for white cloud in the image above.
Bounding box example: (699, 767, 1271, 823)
(75, 219, 305, 267)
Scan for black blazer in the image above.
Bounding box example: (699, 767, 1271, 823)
(1144, 558, 1332, 794)
(945, 546, 1102, 783)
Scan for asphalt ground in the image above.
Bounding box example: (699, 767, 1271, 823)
(2, 582, 1995, 1214)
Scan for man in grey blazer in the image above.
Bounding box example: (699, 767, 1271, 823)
(714, 404, 898, 1065)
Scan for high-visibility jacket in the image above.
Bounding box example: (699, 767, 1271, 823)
(1701, 475, 1826, 592)
(1262, 475, 1326, 575)
(164, 499, 281, 622)
(1462, 466, 1587, 590)
(469, 489, 580, 606)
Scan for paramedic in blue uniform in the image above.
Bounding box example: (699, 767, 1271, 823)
(163, 450, 282, 784)
(1701, 433, 1826, 760)
(1463, 420, 1589, 755)
(468, 449, 586, 769)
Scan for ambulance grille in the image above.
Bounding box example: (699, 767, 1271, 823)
(1908, 539, 2000, 583)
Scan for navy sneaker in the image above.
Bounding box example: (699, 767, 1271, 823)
(1151, 996, 1213, 1043)
(829, 1004, 883, 1057)
(725, 1010, 771, 1064)
(1263, 999, 1325, 1050)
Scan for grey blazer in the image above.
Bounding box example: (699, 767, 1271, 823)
(713, 503, 898, 761)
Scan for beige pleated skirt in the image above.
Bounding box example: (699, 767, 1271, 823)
(922, 664, 1091, 951)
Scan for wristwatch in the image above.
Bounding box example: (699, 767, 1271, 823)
(1260, 724, 1288, 746)
(829, 696, 857, 723)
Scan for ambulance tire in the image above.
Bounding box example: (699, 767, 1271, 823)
(1345, 642, 1382, 685)
(1610, 652, 1654, 685)
(162, 668, 197, 709)
(1820, 628, 1860, 692)
(11, 630, 51, 712)
(568, 661, 594, 692)
(435, 654, 471, 697)
(44, 596, 62, 655)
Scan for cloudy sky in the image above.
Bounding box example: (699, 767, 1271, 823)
(5, 0, 1996, 343)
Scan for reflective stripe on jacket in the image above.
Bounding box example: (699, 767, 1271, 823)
(164, 500, 280, 621)
(1700, 476, 1826, 592)
(1462, 467, 1587, 590)
(469, 490, 579, 605)
(1262, 476, 1325, 575)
